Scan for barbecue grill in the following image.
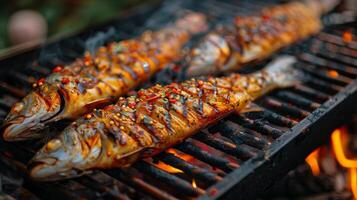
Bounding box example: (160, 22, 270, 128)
(0, 0, 356, 199)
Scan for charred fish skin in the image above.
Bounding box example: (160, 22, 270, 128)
(2, 12, 207, 141)
(185, 0, 337, 77)
(28, 56, 299, 181)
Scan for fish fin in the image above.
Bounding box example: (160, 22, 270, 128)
(84, 98, 115, 111)
(238, 102, 264, 114)
(265, 55, 302, 88)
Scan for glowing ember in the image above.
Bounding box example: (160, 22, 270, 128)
(328, 70, 339, 78)
(167, 149, 195, 162)
(153, 149, 195, 173)
(305, 148, 320, 176)
(343, 30, 353, 43)
(192, 179, 197, 188)
(154, 161, 183, 173)
(306, 128, 357, 199)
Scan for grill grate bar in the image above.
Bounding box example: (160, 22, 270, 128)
(273, 91, 321, 111)
(209, 121, 270, 150)
(193, 132, 257, 161)
(157, 152, 223, 184)
(292, 85, 330, 102)
(314, 39, 357, 58)
(228, 115, 283, 139)
(261, 97, 310, 119)
(176, 141, 238, 173)
(317, 32, 357, 50)
(298, 53, 357, 77)
(297, 63, 352, 85)
(135, 162, 205, 197)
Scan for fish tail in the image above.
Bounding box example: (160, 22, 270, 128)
(265, 55, 301, 88)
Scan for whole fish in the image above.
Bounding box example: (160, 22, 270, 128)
(28, 56, 299, 181)
(185, 0, 339, 77)
(2, 13, 207, 141)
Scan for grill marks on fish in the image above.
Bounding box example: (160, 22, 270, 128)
(3, 13, 208, 141)
(98, 76, 251, 150)
(186, 1, 324, 76)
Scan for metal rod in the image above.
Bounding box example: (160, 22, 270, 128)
(176, 141, 238, 173)
(158, 152, 223, 184)
(194, 132, 256, 160)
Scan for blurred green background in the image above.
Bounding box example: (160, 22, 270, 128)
(0, 0, 146, 50)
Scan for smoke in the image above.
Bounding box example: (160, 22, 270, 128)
(85, 27, 116, 55)
(38, 27, 118, 68)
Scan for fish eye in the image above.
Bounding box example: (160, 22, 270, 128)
(45, 139, 62, 152)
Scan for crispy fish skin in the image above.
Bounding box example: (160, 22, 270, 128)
(28, 56, 298, 181)
(2, 13, 207, 141)
(185, 0, 337, 77)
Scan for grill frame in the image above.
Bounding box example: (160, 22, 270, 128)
(0, 0, 356, 200)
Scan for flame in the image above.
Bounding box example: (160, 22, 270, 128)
(305, 148, 321, 176)
(331, 128, 357, 199)
(343, 30, 353, 43)
(167, 149, 194, 162)
(331, 128, 357, 168)
(192, 179, 197, 188)
(328, 70, 339, 78)
(154, 161, 183, 173)
(153, 149, 194, 174)
(305, 128, 357, 199)
(349, 168, 357, 199)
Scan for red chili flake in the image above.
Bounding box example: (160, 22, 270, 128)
(197, 80, 204, 86)
(169, 98, 176, 104)
(262, 15, 270, 21)
(137, 90, 145, 96)
(37, 78, 45, 86)
(61, 77, 70, 84)
(128, 102, 136, 109)
(146, 94, 160, 101)
(52, 66, 63, 73)
(172, 88, 179, 94)
(165, 92, 171, 98)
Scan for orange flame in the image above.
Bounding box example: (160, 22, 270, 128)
(343, 30, 353, 43)
(349, 168, 357, 199)
(154, 149, 195, 173)
(331, 128, 357, 199)
(305, 128, 357, 199)
(331, 128, 357, 168)
(305, 148, 321, 176)
(192, 179, 197, 188)
(328, 70, 339, 78)
(154, 161, 183, 173)
(167, 149, 195, 162)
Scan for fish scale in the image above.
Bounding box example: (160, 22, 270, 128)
(28, 56, 299, 181)
(2, 12, 208, 141)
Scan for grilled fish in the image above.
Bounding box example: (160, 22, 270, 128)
(2, 13, 207, 141)
(28, 56, 299, 181)
(185, 0, 339, 76)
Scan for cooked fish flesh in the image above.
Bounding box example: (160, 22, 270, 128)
(28, 56, 299, 181)
(2, 13, 207, 141)
(185, 0, 339, 76)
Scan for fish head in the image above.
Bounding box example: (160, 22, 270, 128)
(2, 85, 62, 141)
(28, 122, 103, 181)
